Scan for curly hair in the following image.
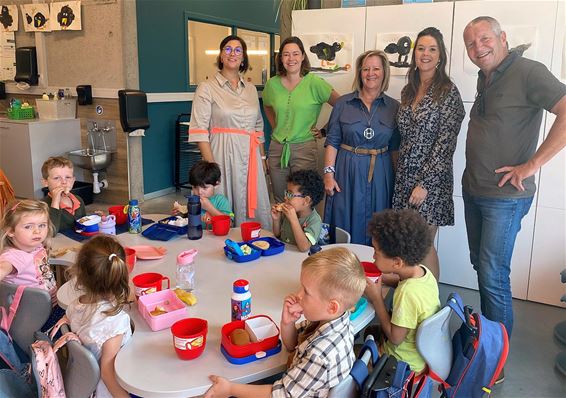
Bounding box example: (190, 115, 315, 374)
(368, 209, 432, 266)
(287, 169, 324, 208)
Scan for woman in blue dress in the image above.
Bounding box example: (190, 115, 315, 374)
(323, 50, 400, 245)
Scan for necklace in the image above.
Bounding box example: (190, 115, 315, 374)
(360, 99, 378, 140)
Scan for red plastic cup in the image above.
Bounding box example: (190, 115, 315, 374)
(361, 261, 382, 282)
(207, 215, 231, 236)
(132, 272, 170, 298)
(240, 222, 261, 241)
(171, 318, 208, 360)
(124, 247, 136, 273)
(108, 205, 128, 225)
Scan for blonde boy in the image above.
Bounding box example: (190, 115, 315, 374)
(41, 156, 86, 234)
(204, 247, 366, 398)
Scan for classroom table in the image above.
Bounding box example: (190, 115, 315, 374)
(52, 215, 377, 397)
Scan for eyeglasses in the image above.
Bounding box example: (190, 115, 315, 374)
(223, 46, 243, 56)
(284, 190, 305, 199)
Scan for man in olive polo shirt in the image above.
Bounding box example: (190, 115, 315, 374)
(462, 16, 566, 345)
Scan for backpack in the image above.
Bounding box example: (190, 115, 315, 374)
(0, 285, 27, 373)
(431, 293, 509, 397)
(30, 316, 81, 398)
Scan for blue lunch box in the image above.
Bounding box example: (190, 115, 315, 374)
(247, 237, 285, 256)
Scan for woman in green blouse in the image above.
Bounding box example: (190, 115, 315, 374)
(263, 36, 340, 203)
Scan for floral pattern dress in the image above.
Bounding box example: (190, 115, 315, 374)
(393, 83, 465, 226)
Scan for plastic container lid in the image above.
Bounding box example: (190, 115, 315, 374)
(187, 195, 200, 204)
(129, 199, 138, 206)
(177, 249, 197, 266)
(233, 279, 249, 293)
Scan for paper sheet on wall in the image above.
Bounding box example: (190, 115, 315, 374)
(21, 3, 51, 32)
(0, 30, 15, 80)
(50, 1, 82, 31)
(0, 5, 18, 32)
(376, 32, 417, 76)
(300, 33, 353, 74)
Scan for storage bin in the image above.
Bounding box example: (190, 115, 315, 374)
(138, 289, 188, 331)
(7, 106, 35, 120)
(35, 98, 76, 119)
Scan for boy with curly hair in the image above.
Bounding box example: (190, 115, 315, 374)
(271, 169, 324, 252)
(364, 209, 440, 373)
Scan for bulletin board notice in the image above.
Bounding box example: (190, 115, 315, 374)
(0, 31, 15, 81)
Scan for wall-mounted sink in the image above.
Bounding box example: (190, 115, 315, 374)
(68, 149, 113, 172)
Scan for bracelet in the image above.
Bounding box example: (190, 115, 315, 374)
(323, 166, 336, 174)
(261, 155, 267, 160)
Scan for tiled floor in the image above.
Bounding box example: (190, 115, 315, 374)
(93, 191, 566, 397)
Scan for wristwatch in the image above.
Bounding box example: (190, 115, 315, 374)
(323, 166, 336, 174)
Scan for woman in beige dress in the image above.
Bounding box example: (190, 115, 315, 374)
(189, 35, 271, 227)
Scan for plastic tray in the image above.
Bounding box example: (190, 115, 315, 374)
(248, 237, 285, 256)
(142, 217, 187, 241)
(138, 289, 188, 331)
(350, 297, 368, 321)
(221, 315, 280, 358)
(221, 340, 282, 365)
(223, 242, 261, 263)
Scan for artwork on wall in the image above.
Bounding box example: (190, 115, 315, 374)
(21, 3, 50, 32)
(0, 5, 18, 32)
(376, 32, 416, 76)
(51, 1, 82, 31)
(0, 30, 15, 80)
(301, 33, 353, 74)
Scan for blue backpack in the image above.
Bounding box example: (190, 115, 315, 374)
(432, 293, 509, 397)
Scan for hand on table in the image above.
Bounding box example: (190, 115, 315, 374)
(281, 294, 303, 326)
(204, 375, 231, 398)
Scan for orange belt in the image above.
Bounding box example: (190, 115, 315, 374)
(340, 144, 388, 183)
(211, 128, 264, 218)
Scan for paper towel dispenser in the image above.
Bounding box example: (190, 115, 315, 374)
(118, 89, 150, 132)
(15, 47, 39, 85)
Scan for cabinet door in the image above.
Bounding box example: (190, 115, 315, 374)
(0, 122, 34, 198)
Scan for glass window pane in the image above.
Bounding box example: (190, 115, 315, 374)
(238, 29, 270, 85)
(188, 21, 231, 86)
(273, 34, 281, 77)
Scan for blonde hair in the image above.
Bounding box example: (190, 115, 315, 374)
(0, 200, 53, 253)
(352, 50, 391, 93)
(67, 235, 130, 316)
(302, 247, 366, 310)
(41, 156, 74, 179)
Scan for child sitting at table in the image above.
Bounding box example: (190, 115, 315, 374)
(41, 156, 86, 235)
(271, 169, 324, 252)
(364, 209, 440, 374)
(204, 247, 366, 398)
(66, 234, 131, 398)
(0, 199, 64, 331)
(172, 160, 232, 224)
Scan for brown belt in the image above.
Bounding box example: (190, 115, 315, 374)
(340, 144, 389, 183)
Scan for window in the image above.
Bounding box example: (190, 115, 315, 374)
(187, 18, 278, 88)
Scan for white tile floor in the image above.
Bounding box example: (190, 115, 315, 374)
(91, 191, 566, 397)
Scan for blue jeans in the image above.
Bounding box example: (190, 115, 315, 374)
(462, 191, 533, 338)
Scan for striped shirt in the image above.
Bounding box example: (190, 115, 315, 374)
(272, 311, 354, 398)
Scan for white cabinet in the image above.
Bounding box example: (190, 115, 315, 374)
(0, 118, 81, 199)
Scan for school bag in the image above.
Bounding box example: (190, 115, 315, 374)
(0, 284, 28, 373)
(428, 293, 509, 398)
(30, 316, 81, 398)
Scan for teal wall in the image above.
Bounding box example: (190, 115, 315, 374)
(136, 0, 279, 194)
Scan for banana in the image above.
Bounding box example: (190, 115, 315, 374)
(174, 288, 198, 306)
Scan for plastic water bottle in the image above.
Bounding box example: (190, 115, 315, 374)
(176, 249, 197, 291)
(231, 279, 252, 321)
(99, 215, 116, 235)
(308, 243, 322, 256)
(186, 195, 202, 240)
(128, 199, 142, 234)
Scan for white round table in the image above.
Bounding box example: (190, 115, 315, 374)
(52, 216, 376, 397)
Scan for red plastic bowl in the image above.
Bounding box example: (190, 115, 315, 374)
(361, 261, 382, 282)
(108, 205, 128, 225)
(124, 247, 136, 273)
(171, 318, 208, 360)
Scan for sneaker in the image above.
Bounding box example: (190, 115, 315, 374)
(494, 368, 505, 385)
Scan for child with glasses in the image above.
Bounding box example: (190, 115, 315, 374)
(271, 169, 323, 252)
(40, 156, 86, 235)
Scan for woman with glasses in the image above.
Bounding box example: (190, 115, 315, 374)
(189, 35, 271, 227)
(323, 50, 400, 246)
(392, 27, 465, 280)
(263, 36, 340, 203)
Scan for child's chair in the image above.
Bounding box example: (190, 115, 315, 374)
(0, 169, 15, 219)
(0, 281, 51, 356)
